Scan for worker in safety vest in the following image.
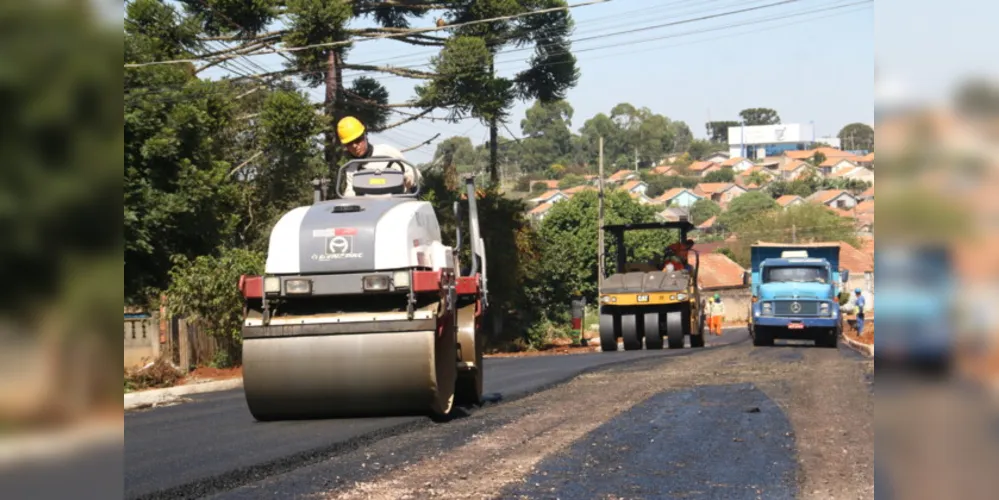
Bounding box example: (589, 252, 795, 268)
(337, 116, 422, 197)
(706, 293, 725, 336)
(662, 238, 695, 272)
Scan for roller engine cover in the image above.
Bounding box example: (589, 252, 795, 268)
(264, 197, 450, 275)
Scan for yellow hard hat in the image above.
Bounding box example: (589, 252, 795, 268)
(337, 116, 366, 144)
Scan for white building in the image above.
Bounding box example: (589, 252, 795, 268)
(728, 123, 819, 160)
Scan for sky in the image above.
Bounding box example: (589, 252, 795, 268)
(191, 0, 876, 165)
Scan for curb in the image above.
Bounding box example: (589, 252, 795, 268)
(124, 378, 243, 411)
(841, 333, 874, 357)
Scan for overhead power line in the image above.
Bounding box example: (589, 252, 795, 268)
(124, 0, 611, 68)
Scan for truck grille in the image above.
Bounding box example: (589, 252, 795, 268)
(773, 300, 820, 316)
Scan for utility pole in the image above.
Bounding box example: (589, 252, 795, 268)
(598, 136, 605, 293)
(634, 146, 639, 173)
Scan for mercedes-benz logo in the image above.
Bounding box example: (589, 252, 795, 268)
(790, 301, 802, 313)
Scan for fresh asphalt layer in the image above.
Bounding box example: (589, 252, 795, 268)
(125, 332, 742, 499)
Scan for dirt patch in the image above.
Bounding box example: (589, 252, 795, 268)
(181, 365, 242, 384)
(486, 344, 599, 358)
(842, 315, 874, 345)
(319, 340, 873, 500)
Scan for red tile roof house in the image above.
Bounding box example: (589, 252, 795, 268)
(696, 253, 752, 323)
(687, 161, 721, 178)
(619, 180, 649, 196)
(607, 169, 639, 184)
(527, 201, 555, 223)
(807, 189, 859, 210)
(528, 189, 569, 206)
(651, 164, 679, 176)
(693, 183, 748, 206)
(654, 188, 703, 208)
(562, 184, 596, 197)
(780, 159, 814, 181)
(721, 156, 755, 173)
(775, 194, 806, 209)
(818, 157, 860, 177)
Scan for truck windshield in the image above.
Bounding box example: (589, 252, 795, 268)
(763, 266, 828, 283)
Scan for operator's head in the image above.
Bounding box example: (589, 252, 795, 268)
(855, 288, 862, 295)
(713, 293, 721, 302)
(684, 238, 695, 248)
(337, 116, 369, 157)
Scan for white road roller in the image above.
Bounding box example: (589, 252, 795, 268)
(237, 157, 488, 420)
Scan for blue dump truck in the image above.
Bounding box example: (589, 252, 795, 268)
(748, 243, 848, 348)
(873, 243, 953, 373)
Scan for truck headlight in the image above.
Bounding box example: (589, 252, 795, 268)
(363, 275, 391, 291)
(819, 302, 831, 316)
(761, 302, 773, 316)
(393, 271, 410, 289)
(285, 279, 312, 295)
(264, 276, 280, 294)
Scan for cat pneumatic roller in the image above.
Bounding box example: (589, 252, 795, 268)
(238, 158, 488, 420)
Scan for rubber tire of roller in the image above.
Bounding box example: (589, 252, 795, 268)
(454, 304, 483, 406)
(621, 314, 642, 351)
(599, 313, 618, 352)
(689, 309, 705, 348)
(643, 312, 663, 349)
(666, 311, 684, 349)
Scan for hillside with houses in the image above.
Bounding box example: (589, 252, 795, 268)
(523, 146, 875, 238)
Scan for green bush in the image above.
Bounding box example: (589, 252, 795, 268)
(166, 247, 265, 358)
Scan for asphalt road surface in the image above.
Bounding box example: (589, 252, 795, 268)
(125, 329, 873, 499)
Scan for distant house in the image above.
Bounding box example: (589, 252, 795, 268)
(780, 159, 813, 181)
(528, 189, 569, 206)
(783, 147, 859, 163)
(563, 184, 596, 197)
(808, 189, 858, 210)
(721, 156, 754, 173)
(662, 152, 685, 164)
(697, 253, 747, 291)
(628, 190, 654, 205)
(858, 186, 874, 201)
(688, 161, 721, 178)
(657, 206, 690, 222)
(619, 180, 649, 196)
(697, 215, 717, 232)
(607, 169, 638, 184)
(830, 165, 875, 184)
(775, 194, 805, 209)
(819, 158, 859, 177)
(527, 202, 555, 223)
(651, 165, 678, 176)
(703, 151, 730, 164)
(694, 183, 748, 206)
(856, 152, 874, 167)
(736, 165, 775, 185)
(655, 188, 702, 208)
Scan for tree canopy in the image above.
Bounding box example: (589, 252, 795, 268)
(739, 107, 781, 126)
(837, 122, 874, 151)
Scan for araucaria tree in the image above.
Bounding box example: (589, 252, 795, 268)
(417, 0, 580, 185)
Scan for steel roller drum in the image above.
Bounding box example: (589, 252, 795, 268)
(242, 323, 457, 420)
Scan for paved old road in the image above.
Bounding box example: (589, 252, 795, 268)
(125, 332, 743, 499)
(126, 329, 873, 499)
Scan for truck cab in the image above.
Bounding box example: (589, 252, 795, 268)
(749, 243, 846, 347)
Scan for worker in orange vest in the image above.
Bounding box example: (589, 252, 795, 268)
(706, 293, 726, 336)
(663, 238, 695, 272)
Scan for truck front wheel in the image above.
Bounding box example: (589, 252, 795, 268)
(753, 326, 774, 347)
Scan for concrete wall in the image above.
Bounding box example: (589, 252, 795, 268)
(124, 312, 161, 368)
(705, 286, 753, 323)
